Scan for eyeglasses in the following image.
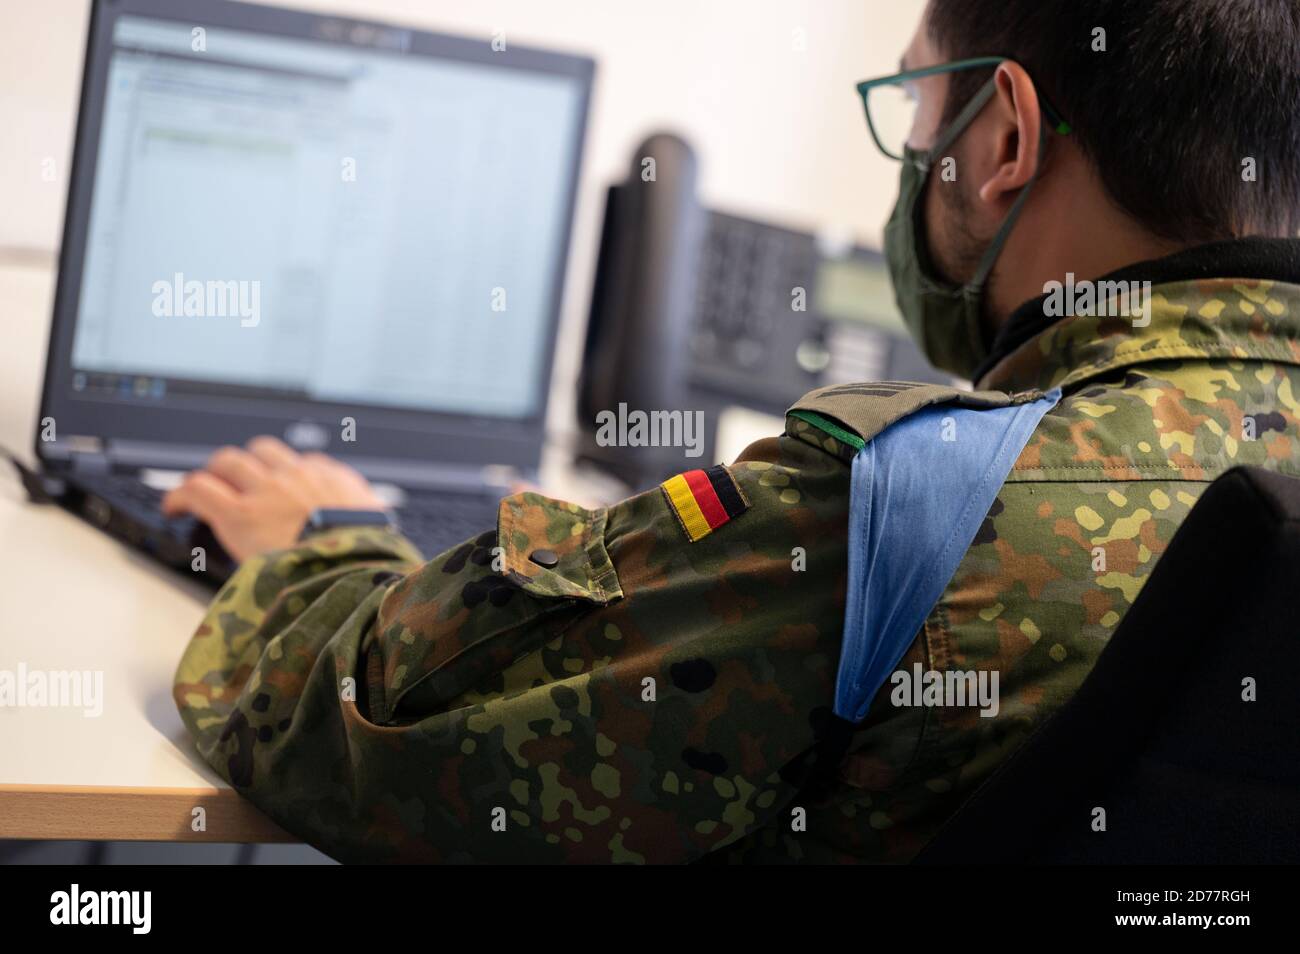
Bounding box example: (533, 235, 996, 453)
(856, 56, 1072, 161)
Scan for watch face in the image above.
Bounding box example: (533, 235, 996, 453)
(303, 509, 394, 538)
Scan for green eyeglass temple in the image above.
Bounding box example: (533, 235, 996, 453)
(856, 56, 1072, 160)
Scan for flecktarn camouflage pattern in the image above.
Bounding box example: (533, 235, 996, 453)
(175, 277, 1300, 863)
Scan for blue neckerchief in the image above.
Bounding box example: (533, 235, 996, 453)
(834, 389, 1061, 722)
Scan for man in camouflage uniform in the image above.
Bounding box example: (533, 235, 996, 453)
(168, 0, 1300, 862)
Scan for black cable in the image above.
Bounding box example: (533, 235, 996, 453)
(0, 443, 60, 504)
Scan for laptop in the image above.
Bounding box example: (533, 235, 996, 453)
(32, 0, 593, 582)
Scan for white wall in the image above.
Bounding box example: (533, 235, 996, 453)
(1, 0, 924, 250)
(0, 0, 925, 463)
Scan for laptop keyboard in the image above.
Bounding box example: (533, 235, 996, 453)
(395, 492, 499, 557)
(74, 473, 190, 530)
(68, 473, 498, 568)
(112, 477, 170, 511)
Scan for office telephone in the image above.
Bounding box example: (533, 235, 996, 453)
(578, 133, 950, 488)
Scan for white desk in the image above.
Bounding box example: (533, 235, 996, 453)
(0, 257, 619, 843)
(0, 259, 290, 841)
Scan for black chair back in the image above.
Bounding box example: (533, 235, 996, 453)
(917, 467, 1300, 864)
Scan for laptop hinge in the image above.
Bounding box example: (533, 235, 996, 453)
(62, 436, 112, 475)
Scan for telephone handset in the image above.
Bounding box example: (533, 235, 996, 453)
(578, 133, 703, 486)
(579, 134, 949, 489)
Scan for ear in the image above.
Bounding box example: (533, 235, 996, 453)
(976, 60, 1044, 206)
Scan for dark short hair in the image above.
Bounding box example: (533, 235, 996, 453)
(927, 0, 1300, 242)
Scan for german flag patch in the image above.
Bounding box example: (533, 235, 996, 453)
(661, 465, 750, 542)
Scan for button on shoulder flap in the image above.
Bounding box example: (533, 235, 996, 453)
(498, 491, 623, 605)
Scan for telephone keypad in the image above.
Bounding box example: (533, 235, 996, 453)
(688, 212, 823, 410)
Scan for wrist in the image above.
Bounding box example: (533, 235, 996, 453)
(299, 507, 398, 541)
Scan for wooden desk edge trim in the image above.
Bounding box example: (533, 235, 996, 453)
(0, 784, 297, 843)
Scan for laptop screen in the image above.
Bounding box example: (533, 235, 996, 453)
(67, 14, 586, 421)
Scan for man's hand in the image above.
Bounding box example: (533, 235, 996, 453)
(161, 436, 387, 562)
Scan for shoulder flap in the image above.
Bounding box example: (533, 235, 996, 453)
(789, 381, 1045, 449)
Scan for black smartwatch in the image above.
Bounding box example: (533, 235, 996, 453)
(299, 508, 398, 540)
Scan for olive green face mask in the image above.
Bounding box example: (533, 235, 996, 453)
(884, 76, 1049, 380)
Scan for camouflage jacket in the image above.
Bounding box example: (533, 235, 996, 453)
(175, 274, 1300, 863)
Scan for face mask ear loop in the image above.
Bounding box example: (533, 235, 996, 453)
(927, 76, 999, 164)
(967, 121, 1050, 292)
(951, 123, 1049, 366)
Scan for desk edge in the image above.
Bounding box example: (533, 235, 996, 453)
(0, 783, 297, 843)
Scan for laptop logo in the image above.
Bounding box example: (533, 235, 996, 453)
(313, 19, 411, 52)
(285, 421, 329, 450)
